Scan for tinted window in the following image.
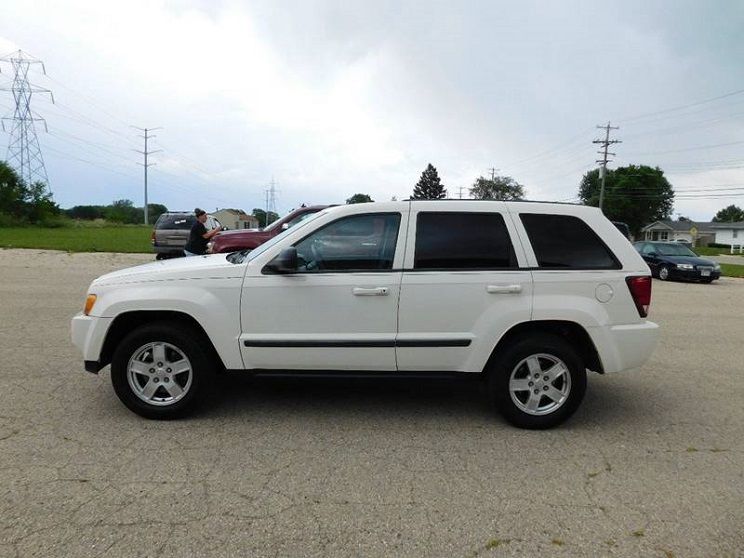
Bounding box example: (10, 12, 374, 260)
(155, 214, 195, 230)
(295, 213, 401, 271)
(520, 214, 619, 269)
(414, 212, 516, 269)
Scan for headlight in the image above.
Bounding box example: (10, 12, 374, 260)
(84, 294, 97, 315)
(676, 263, 694, 270)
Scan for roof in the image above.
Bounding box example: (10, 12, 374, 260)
(642, 220, 716, 232)
(710, 221, 744, 230)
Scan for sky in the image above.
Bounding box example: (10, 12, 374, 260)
(1, 0, 744, 220)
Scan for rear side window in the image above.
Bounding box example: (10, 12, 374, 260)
(414, 212, 516, 269)
(155, 214, 195, 230)
(520, 213, 619, 269)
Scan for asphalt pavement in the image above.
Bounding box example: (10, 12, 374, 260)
(1, 249, 742, 557)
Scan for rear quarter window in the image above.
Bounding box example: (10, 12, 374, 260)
(520, 213, 620, 269)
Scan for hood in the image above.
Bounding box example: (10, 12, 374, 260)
(92, 253, 244, 286)
(662, 255, 716, 267)
(218, 228, 263, 236)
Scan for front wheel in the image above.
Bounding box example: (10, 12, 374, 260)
(658, 266, 670, 281)
(110, 322, 215, 419)
(487, 334, 587, 429)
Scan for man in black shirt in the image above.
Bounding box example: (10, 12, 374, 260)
(184, 208, 222, 256)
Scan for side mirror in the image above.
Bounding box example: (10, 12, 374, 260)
(264, 247, 298, 274)
(281, 223, 289, 231)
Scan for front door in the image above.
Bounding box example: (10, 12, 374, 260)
(239, 209, 408, 371)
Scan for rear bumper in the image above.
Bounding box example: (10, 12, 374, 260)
(71, 313, 113, 373)
(588, 321, 660, 373)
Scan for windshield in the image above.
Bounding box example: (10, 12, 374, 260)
(655, 244, 698, 257)
(226, 210, 328, 264)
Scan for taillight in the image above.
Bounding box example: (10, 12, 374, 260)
(151, 230, 156, 245)
(626, 276, 652, 318)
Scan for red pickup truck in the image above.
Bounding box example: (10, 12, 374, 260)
(208, 205, 330, 254)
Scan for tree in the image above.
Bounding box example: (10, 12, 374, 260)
(578, 165, 674, 237)
(470, 175, 525, 200)
(105, 199, 139, 223)
(147, 203, 168, 223)
(346, 193, 374, 204)
(411, 164, 447, 200)
(0, 161, 59, 224)
(252, 208, 280, 228)
(676, 215, 691, 222)
(712, 204, 744, 223)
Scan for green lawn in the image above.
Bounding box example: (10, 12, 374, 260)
(720, 263, 744, 278)
(0, 225, 152, 253)
(694, 246, 744, 257)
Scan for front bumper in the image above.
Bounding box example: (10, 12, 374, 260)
(588, 321, 660, 373)
(71, 313, 113, 373)
(670, 267, 721, 281)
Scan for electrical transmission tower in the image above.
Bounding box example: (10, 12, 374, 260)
(265, 178, 278, 225)
(132, 127, 162, 225)
(593, 122, 621, 210)
(0, 50, 54, 191)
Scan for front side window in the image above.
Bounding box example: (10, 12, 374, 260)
(414, 212, 516, 269)
(295, 213, 401, 272)
(520, 213, 619, 269)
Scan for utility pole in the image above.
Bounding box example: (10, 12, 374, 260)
(593, 122, 621, 211)
(457, 186, 465, 199)
(488, 167, 499, 181)
(132, 127, 162, 225)
(0, 50, 54, 191)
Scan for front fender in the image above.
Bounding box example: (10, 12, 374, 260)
(91, 278, 244, 369)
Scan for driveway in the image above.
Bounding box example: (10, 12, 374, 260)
(1, 249, 742, 557)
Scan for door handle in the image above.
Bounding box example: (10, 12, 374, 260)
(487, 284, 522, 294)
(353, 287, 389, 296)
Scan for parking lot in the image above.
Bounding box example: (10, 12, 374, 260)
(1, 248, 742, 557)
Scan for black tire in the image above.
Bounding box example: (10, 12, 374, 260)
(110, 321, 215, 419)
(487, 334, 587, 429)
(658, 266, 670, 281)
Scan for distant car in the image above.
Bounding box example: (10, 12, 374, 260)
(633, 241, 721, 283)
(208, 205, 331, 254)
(152, 212, 222, 259)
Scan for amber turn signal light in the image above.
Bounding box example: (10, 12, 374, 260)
(84, 294, 97, 316)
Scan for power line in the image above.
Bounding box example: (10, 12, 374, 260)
(619, 86, 744, 124)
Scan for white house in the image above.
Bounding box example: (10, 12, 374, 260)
(212, 208, 259, 230)
(641, 221, 716, 245)
(642, 220, 744, 247)
(709, 221, 744, 247)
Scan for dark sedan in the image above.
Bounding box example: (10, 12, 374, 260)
(634, 241, 721, 283)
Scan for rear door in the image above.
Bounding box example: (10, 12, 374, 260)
(396, 201, 533, 372)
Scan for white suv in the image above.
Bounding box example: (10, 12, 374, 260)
(71, 201, 659, 428)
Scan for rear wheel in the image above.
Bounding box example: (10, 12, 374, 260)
(110, 322, 215, 419)
(487, 334, 587, 429)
